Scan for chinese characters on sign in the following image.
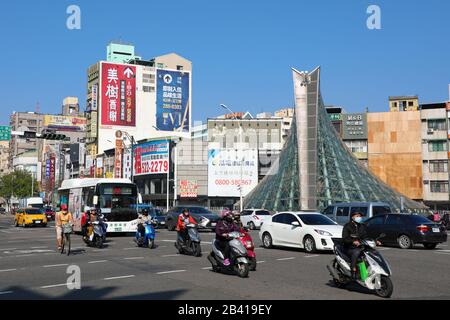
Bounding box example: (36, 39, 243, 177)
(114, 139, 123, 179)
(134, 140, 169, 176)
(101, 63, 136, 127)
(156, 70, 190, 132)
(179, 180, 198, 198)
(342, 113, 368, 140)
(0, 126, 11, 141)
(208, 149, 259, 197)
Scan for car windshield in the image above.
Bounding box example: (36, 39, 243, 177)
(25, 209, 43, 215)
(152, 209, 165, 216)
(255, 210, 271, 216)
(297, 214, 337, 225)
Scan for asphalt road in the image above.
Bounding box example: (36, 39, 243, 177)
(0, 214, 449, 300)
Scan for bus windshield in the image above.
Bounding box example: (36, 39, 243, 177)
(97, 183, 138, 222)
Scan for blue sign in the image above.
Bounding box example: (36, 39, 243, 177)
(156, 69, 190, 132)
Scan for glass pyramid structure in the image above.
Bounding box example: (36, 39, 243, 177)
(244, 67, 427, 212)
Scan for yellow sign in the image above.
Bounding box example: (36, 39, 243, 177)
(44, 115, 87, 131)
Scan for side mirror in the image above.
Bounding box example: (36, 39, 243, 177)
(291, 221, 300, 227)
(93, 196, 98, 206)
(138, 193, 143, 204)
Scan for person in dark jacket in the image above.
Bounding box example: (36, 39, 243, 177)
(342, 212, 370, 279)
(215, 210, 240, 266)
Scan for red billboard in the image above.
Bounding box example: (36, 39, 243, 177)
(101, 62, 136, 127)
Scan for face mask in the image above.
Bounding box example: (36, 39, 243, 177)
(353, 217, 363, 223)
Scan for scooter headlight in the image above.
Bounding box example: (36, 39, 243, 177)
(245, 241, 253, 248)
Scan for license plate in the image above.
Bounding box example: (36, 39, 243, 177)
(160, 222, 165, 225)
(115, 228, 122, 232)
(35, 221, 41, 224)
(211, 223, 216, 227)
(432, 228, 440, 233)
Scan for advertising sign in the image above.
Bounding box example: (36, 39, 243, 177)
(134, 140, 169, 176)
(44, 115, 86, 132)
(114, 139, 123, 178)
(50, 155, 56, 188)
(45, 159, 51, 179)
(156, 69, 190, 132)
(342, 113, 368, 140)
(0, 126, 11, 141)
(91, 84, 98, 111)
(101, 62, 136, 127)
(208, 149, 259, 197)
(180, 180, 198, 198)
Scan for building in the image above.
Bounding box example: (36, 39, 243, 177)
(367, 111, 423, 201)
(12, 150, 41, 183)
(389, 96, 419, 112)
(9, 112, 44, 168)
(85, 43, 192, 159)
(420, 102, 450, 209)
(0, 141, 10, 176)
(244, 67, 426, 212)
(62, 97, 80, 116)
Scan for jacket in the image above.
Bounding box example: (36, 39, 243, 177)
(176, 214, 197, 231)
(215, 219, 239, 242)
(342, 221, 367, 247)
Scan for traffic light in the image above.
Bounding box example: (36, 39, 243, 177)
(23, 131, 37, 139)
(39, 130, 67, 141)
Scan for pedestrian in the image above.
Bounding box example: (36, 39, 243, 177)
(55, 204, 73, 251)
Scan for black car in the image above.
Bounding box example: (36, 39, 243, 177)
(365, 213, 447, 249)
(149, 208, 167, 228)
(0, 207, 6, 214)
(165, 206, 220, 231)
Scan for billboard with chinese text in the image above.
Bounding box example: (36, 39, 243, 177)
(208, 149, 258, 197)
(101, 62, 136, 127)
(0, 126, 11, 141)
(44, 115, 87, 132)
(134, 140, 169, 176)
(179, 180, 198, 198)
(156, 69, 190, 132)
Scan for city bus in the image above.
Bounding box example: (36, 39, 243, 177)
(58, 178, 142, 233)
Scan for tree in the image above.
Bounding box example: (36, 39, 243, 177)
(0, 169, 34, 210)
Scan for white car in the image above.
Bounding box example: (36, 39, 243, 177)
(240, 209, 272, 230)
(259, 211, 343, 253)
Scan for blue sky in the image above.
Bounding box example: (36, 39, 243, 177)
(0, 0, 449, 125)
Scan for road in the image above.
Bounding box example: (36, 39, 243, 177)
(0, 214, 449, 300)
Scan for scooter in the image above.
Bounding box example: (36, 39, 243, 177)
(326, 235, 393, 298)
(135, 219, 157, 249)
(238, 227, 257, 271)
(84, 220, 107, 248)
(175, 223, 202, 257)
(208, 231, 250, 278)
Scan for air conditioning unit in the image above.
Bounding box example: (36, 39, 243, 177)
(427, 129, 435, 134)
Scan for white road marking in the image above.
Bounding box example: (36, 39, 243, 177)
(202, 267, 212, 270)
(31, 246, 48, 249)
(0, 230, 11, 234)
(256, 261, 265, 264)
(88, 260, 108, 264)
(436, 252, 450, 255)
(0, 291, 13, 295)
(92, 249, 110, 252)
(103, 275, 135, 281)
(436, 249, 450, 252)
(162, 254, 180, 257)
(157, 270, 186, 275)
(40, 283, 67, 289)
(304, 255, 319, 258)
(123, 247, 139, 250)
(14, 254, 35, 258)
(0, 268, 17, 273)
(161, 240, 175, 242)
(277, 257, 295, 261)
(6, 241, 25, 243)
(124, 257, 144, 260)
(43, 264, 69, 268)
(0, 248, 18, 251)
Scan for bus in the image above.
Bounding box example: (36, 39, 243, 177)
(58, 178, 142, 233)
(18, 197, 44, 209)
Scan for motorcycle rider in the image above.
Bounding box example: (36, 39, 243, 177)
(232, 210, 243, 228)
(176, 209, 197, 244)
(137, 208, 151, 238)
(215, 209, 240, 266)
(342, 212, 380, 279)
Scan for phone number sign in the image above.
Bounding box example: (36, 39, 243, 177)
(134, 140, 169, 176)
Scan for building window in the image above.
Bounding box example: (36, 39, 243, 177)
(430, 181, 449, 193)
(143, 86, 155, 93)
(428, 141, 447, 152)
(428, 119, 446, 131)
(408, 101, 414, 107)
(429, 160, 448, 173)
(177, 65, 184, 71)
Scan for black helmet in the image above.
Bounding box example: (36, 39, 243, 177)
(142, 208, 149, 215)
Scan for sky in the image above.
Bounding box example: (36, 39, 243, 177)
(0, 0, 449, 125)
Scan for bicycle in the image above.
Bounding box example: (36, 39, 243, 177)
(60, 223, 73, 256)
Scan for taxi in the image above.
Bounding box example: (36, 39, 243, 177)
(14, 207, 48, 227)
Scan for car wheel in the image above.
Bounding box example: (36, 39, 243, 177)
(397, 234, 413, 249)
(167, 219, 176, 231)
(423, 243, 437, 250)
(248, 222, 256, 230)
(303, 235, 317, 253)
(262, 232, 273, 249)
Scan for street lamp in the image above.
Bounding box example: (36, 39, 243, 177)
(220, 104, 244, 212)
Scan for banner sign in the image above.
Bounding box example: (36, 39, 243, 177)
(101, 62, 136, 127)
(114, 139, 123, 178)
(0, 126, 11, 141)
(208, 149, 259, 197)
(180, 180, 198, 198)
(44, 115, 86, 132)
(92, 84, 98, 111)
(134, 140, 169, 176)
(156, 69, 190, 132)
